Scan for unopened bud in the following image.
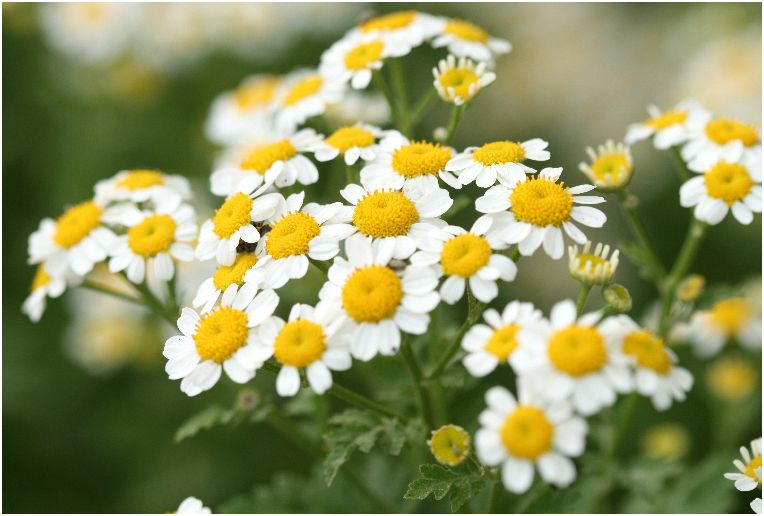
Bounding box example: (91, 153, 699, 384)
(603, 283, 632, 313)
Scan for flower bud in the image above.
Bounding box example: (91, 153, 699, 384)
(427, 424, 471, 466)
(603, 283, 632, 313)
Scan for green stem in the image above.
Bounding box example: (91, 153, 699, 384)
(444, 103, 466, 146)
(427, 290, 485, 380)
(130, 279, 178, 325)
(400, 338, 435, 431)
(514, 481, 549, 513)
(372, 70, 401, 129)
(575, 284, 593, 316)
(403, 88, 436, 135)
(345, 162, 357, 185)
(310, 258, 330, 275)
(610, 392, 639, 458)
(669, 146, 691, 181)
(389, 58, 408, 122)
(80, 280, 144, 307)
(486, 480, 502, 513)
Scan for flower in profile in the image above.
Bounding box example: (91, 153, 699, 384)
(475, 385, 587, 494)
(319, 234, 440, 361)
(624, 99, 710, 149)
(249, 302, 351, 397)
(431, 18, 511, 65)
(578, 140, 633, 191)
(676, 274, 705, 303)
(273, 69, 345, 132)
(428, 424, 471, 466)
(94, 168, 192, 206)
(706, 356, 757, 402)
(568, 241, 619, 286)
(163, 286, 279, 396)
(724, 438, 762, 492)
(461, 301, 543, 377)
(475, 167, 606, 259)
(352, 10, 441, 48)
(682, 115, 761, 166)
(432, 55, 495, 106)
(22, 265, 69, 322)
(447, 138, 550, 188)
(175, 496, 212, 514)
(320, 33, 412, 89)
(312, 123, 387, 166)
(641, 423, 690, 461)
(193, 252, 260, 313)
(411, 214, 517, 304)
(676, 296, 761, 358)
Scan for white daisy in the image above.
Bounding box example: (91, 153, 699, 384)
(312, 123, 387, 165)
(192, 252, 260, 313)
(411, 214, 517, 304)
(431, 18, 511, 65)
(624, 99, 710, 149)
(318, 234, 440, 361)
(682, 116, 761, 165)
(432, 55, 495, 106)
(578, 140, 634, 191)
(475, 167, 607, 260)
(350, 10, 442, 48)
(22, 264, 70, 322)
(163, 285, 279, 396)
(568, 241, 620, 286)
(724, 438, 762, 492)
(273, 69, 345, 132)
(176, 496, 212, 514)
(446, 139, 550, 188)
(674, 297, 762, 358)
(93, 168, 191, 206)
(461, 301, 543, 377)
(248, 301, 352, 396)
(514, 300, 633, 416)
(475, 385, 587, 494)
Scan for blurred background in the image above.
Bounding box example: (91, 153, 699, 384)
(3, 2, 761, 513)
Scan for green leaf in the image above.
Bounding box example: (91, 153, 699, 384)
(174, 404, 235, 443)
(403, 463, 486, 513)
(449, 477, 485, 512)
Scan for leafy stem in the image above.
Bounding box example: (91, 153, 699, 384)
(400, 337, 436, 432)
(444, 103, 466, 146)
(575, 283, 593, 316)
(614, 188, 667, 289)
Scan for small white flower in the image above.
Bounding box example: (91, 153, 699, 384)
(432, 55, 495, 106)
(320, 32, 412, 90)
(446, 139, 550, 188)
(22, 265, 70, 322)
(682, 116, 760, 165)
(94, 168, 191, 206)
(724, 438, 762, 492)
(624, 99, 710, 149)
(273, 69, 345, 133)
(568, 241, 619, 286)
(312, 123, 387, 165)
(193, 252, 260, 313)
(176, 496, 212, 514)
(578, 140, 633, 191)
(349, 10, 442, 48)
(431, 18, 511, 66)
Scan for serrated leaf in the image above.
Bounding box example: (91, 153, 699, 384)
(174, 404, 234, 443)
(449, 478, 485, 512)
(404, 463, 485, 513)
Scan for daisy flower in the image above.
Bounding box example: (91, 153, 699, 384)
(108, 200, 197, 284)
(248, 302, 352, 397)
(724, 438, 762, 492)
(568, 241, 619, 286)
(411, 214, 517, 304)
(475, 167, 607, 260)
(432, 55, 495, 106)
(320, 32, 413, 90)
(682, 116, 761, 165)
(210, 129, 322, 196)
(195, 188, 285, 266)
(675, 297, 761, 358)
(460, 301, 543, 377)
(319, 234, 440, 361)
(514, 300, 632, 416)
(428, 424, 471, 466)
(624, 99, 710, 149)
(601, 316, 693, 411)
(273, 69, 345, 132)
(28, 199, 117, 277)
(247, 192, 353, 289)
(163, 285, 279, 396)
(312, 123, 386, 165)
(446, 139, 550, 188)
(22, 265, 69, 322)
(193, 252, 259, 313)
(175, 496, 212, 514)
(475, 385, 587, 494)
(360, 131, 460, 192)
(351, 10, 442, 48)
(94, 168, 192, 206)
(337, 182, 452, 259)
(431, 18, 511, 65)
(578, 140, 634, 191)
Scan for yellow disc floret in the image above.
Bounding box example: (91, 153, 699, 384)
(360, 10, 416, 32)
(194, 307, 249, 363)
(115, 169, 164, 190)
(444, 19, 489, 43)
(622, 329, 671, 374)
(510, 177, 573, 227)
(282, 75, 323, 106)
(589, 153, 631, 181)
(500, 405, 554, 459)
(428, 424, 471, 466)
(212, 193, 253, 238)
(353, 190, 419, 238)
(704, 162, 753, 205)
(705, 118, 759, 146)
(273, 319, 326, 368)
(391, 141, 451, 178)
(342, 265, 403, 322)
(325, 126, 375, 152)
(706, 357, 757, 401)
(644, 110, 687, 130)
(53, 201, 103, 248)
(548, 325, 607, 376)
(212, 252, 258, 291)
(440, 233, 491, 278)
(438, 68, 480, 100)
(344, 40, 385, 70)
(240, 140, 297, 174)
(30, 265, 51, 292)
(473, 141, 525, 165)
(708, 297, 752, 335)
(127, 214, 177, 257)
(484, 324, 520, 361)
(265, 212, 320, 259)
(746, 455, 762, 482)
(233, 76, 279, 111)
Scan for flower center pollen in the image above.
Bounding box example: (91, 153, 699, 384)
(127, 214, 177, 257)
(438, 68, 480, 99)
(212, 193, 253, 238)
(440, 233, 492, 278)
(353, 190, 419, 238)
(444, 19, 489, 42)
(212, 252, 258, 291)
(53, 201, 103, 248)
(273, 319, 327, 368)
(342, 265, 403, 322)
(500, 406, 554, 459)
(325, 126, 375, 152)
(233, 76, 279, 111)
(240, 140, 297, 174)
(116, 169, 165, 190)
(590, 153, 631, 181)
(644, 110, 687, 130)
(704, 162, 753, 205)
(283, 76, 323, 106)
(30, 265, 51, 292)
(473, 141, 525, 165)
(265, 212, 320, 259)
(391, 141, 451, 178)
(622, 329, 671, 374)
(705, 118, 759, 146)
(548, 325, 607, 376)
(709, 297, 751, 335)
(745, 455, 762, 482)
(484, 323, 520, 361)
(510, 177, 573, 227)
(194, 307, 249, 363)
(344, 40, 385, 70)
(360, 11, 416, 32)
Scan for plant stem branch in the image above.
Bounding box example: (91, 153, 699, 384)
(669, 146, 691, 181)
(610, 392, 638, 458)
(515, 481, 549, 513)
(444, 103, 466, 146)
(373, 70, 401, 129)
(575, 284, 593, 316)
(81, 280, 144, 307)
(427, 290, 485, 380)
(400, 338, 435, 432)
(486, 480, 502, 513)
(403, 89, 436, 135)
(614, 188, 667, 288)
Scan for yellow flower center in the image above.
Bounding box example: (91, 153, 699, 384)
(212, 193, 253, 238)
(644, 110, 687, 130)
(709, 297, 752, 335)
(746, 455, 762, 482)
(325, 126, 375, 152)
(705, 118, 759, 146)
(342, 265, 403, 322)
(641, 423, 690, 461)
(115, 169, 164, 190)
(484, 324, 520, 361)
(438, 68, 480, 99)
(53, 201, 103, 248)
(677, 274, 705, 302)
(444, 19, 489, 43)
(30, 265, 51, 292)
(510, 177, 573, 227)
(265, 212, 320, 259)
(391, 141, 451, 178)
(590, 153, 631, 181)
(428, 424, 471, 466)
(273, 319, 327, 368)
(473, 141, 525, 165)
(622, 329, 671, 375)
(282, 75, 323, 106)
(127, 214, 177, 257)
(707, 357, 757, 401)
(212, 252, 258, 291)
(240, 140, 297, 174)
(233, 76, 279, 111)
(360, 10, 416, 32)
(194, 307, 249, 363)
(352, 190, 419, 238)
(548, 325, 607, 376)
(440, 233, 492, 278)
(344, 40, 385, 70)
(500, 405, 553, 459)
(704, 162, 753, 205)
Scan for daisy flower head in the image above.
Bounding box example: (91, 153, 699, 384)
(337, 181, 452, 260)
(568, 241, 619, 286)
(28, 198, 118, 277)
(475, 385, 587, 494)
(431, 18, 511, 66)
(682, 115, 761, 166)
(428, 424, 471, 466)
(247, 191, 354, 289)
(352, 10, 442, 48)
(273, 69, 345, 133)
(195, 188, 285, 266)
(163, 285, 279, 396)
(312, 123, 386, 166)
(175, 496, 212, 514)
(411, 214, 517, 304)
(360, 131, 460, 192)
(210, 129, 323, 196)
(248, 302, 352, 397)
(461, 301, 543, 377)
(94, 168, 192, 206)
(193, 252, 259, 313)
(724, 438, 762, 492)
(22, 265, 70, 322)
(432, 55, 495, 106)
(319, 234, 440, 361)
(601, 315, 693, 411)
(513, 299, 632, 416)
(446, 138, 550, 188)
(624, 99, 711, 149)
(578, 140, 634, 191)
(475, 167, 607, 260)
(676, 296, 761, 358)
